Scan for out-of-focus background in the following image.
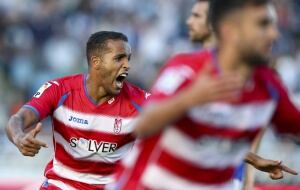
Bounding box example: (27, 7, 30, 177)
(0, 0, 300, 189)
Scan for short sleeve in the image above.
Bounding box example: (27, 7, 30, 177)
(270, 72, 300, 134)
(149, 57, 195, 102)
(24, 81, 61, 120)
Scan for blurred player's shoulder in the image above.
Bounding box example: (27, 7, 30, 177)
(255, 65, 282, 83)
(122, 82, 150, 105)
(255, 65, 287, 92)
(163, 49, 212, 71)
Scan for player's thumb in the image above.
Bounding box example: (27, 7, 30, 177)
(274, 160, 282, 166)
(31, 122, 43, 138)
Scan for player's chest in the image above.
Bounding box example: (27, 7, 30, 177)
(187, 81, 278, 130)
(53, 96, 138, 135)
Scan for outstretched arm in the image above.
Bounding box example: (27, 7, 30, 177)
(245, 152, 297, 180)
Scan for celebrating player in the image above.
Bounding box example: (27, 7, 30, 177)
(114, 0, 300, 189)
(6, 31, 148, 190)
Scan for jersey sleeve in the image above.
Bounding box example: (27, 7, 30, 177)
(270, 72, 300, 134)
(148, 56, 195, 103)
(24, 80, 61, 120)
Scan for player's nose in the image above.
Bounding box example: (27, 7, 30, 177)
(122, 58, 130, 71)
(268, 24, 279, 42)
(186, 16, 192, 27)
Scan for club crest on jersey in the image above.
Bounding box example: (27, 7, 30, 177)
(114, 118, 122, 134)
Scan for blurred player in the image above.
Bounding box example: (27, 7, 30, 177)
(187, 0, 297, 189)
(186, 0, 215, 48)
(113, 0, 300, 189)
(6, 31, 148, 190)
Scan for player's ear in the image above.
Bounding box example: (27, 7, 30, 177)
(90, 56, 101, 70)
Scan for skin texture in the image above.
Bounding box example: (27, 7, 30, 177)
(6, 39, 131, 157)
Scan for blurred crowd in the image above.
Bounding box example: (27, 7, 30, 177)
(1, 0, 300, 184)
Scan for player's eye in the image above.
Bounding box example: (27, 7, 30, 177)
(259, 18, 271, 27)
(114, 55, 125, 62)
(115, 57, 122, 62)
(192, 13, 201, 18)
(114, 54, 130, 62)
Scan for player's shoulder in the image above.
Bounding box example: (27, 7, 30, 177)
(255, 66, 280, 81)
(50, 73, 83, 91)
(122, 82, 150, 103)
(255, 65, 286, 92)
(165, 49, 212, 71)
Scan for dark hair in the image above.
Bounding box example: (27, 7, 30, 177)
(209, 0, 269, 35)
(86, 31, 128, 64)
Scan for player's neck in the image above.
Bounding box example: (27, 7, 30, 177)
(217, 45, 253, 79)
(202, 34, 216, 49)
(85, 74, 114, 105)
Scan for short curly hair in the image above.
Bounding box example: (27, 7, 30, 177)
(86, 31, 128, 65)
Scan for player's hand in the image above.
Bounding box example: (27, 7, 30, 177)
(252, 158, 298, 180)
(187, 63, 244, 105)
(14, 122, 48, 157)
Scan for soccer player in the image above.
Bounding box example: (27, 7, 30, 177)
(186, 0, 297, 188)
(114, 0, 300, 189)
(5, 31, 148, 190)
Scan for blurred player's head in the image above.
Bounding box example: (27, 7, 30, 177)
(209, 0, 278, 66)
(86, 31, 131, 95)
(186, 0, 211, 43)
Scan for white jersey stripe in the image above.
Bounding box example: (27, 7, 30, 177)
(160, 127, 250, 168)
(141, 164, 234, 190)
(188, 100, 276, 129)
(52, 158, 114, 185)
(53, 106, 137, 134)
(120, 141, 141, 168)
(47, 179, 77, 190)
(54, 131, 134, 163)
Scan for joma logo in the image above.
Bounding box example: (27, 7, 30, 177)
(68, 116, 88, 125)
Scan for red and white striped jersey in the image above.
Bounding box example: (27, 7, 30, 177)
(114, 50, 300, 190)
(24, 74, 147, 190)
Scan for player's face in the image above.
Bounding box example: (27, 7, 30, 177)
(99, 40, 131, 95)
(235, 4, 278, 65)
(186, 1, 211, 43)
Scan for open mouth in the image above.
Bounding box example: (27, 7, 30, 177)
(115, 73, 128, 89)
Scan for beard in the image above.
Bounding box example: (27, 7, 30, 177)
(241, 49, 271, 67)
(190, 31, 211, 44)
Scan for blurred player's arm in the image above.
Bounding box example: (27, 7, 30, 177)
(241, 70, 299, 181)
(6, 108, 47, 157)
(270, 70, 300, 138)
(134, 65, 243, 138)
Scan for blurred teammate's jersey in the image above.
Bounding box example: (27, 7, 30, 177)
(24, 74, 147, 190)
(113, 50, 300, 190)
